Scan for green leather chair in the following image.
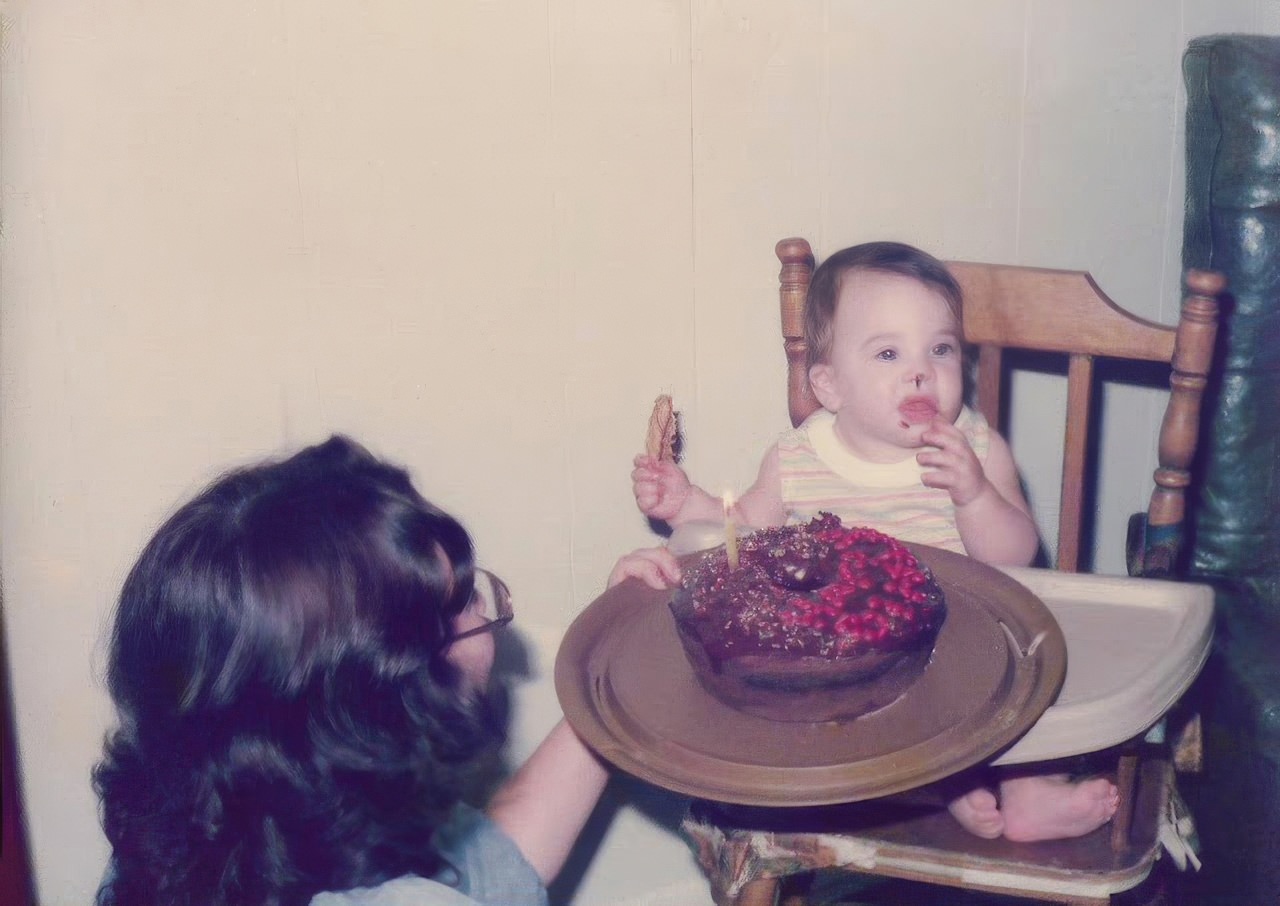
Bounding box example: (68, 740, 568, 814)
(1180, 33, 1280, 905)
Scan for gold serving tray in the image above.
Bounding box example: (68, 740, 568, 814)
(555, 544, 1066, 807)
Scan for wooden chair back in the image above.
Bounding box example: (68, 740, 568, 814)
(775, 237, 1223, 573)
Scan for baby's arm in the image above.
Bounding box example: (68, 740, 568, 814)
(731, 445, 787, 527)
(632, 445, 787, 528)
(632, 454, 723, 524)
(917, 421, 1039, 566)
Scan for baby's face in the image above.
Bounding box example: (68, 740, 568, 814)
(808, 270, 963, 462)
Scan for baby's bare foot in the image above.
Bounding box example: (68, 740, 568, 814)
(1000, 774, 1119, 843)
(948, 786, 1004, 839)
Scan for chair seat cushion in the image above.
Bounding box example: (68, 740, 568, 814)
(685, 757, 1171, 903)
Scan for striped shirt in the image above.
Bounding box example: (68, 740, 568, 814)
(776, 406, 990, 554)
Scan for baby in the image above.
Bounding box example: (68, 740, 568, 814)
(632, 241, 1118, 843)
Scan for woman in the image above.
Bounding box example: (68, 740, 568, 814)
(94, 435, 663, 906)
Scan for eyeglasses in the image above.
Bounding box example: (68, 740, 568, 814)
(443, 568, 514, 645)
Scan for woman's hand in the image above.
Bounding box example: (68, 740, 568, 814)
(607, 545, 682, 589)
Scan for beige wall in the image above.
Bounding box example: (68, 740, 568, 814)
(3, 2, 1276, 904)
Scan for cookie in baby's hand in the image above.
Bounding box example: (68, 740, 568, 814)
(645, 394, 680, 462)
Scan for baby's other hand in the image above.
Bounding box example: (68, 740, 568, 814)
(917, 419, 987, 506)
(607, 546, 682, 590)
(632, 454, 692, 521)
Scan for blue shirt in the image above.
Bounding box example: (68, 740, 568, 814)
(310, 805, 548, 906)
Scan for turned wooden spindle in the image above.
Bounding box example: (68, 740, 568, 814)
(776, 237, 819, 428)
(1146, 270, 1223, 533)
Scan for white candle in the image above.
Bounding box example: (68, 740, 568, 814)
(722, 491, 740, 571)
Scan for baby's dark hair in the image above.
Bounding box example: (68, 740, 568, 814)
(803, 241, 963, 371)
(94, 435, 505, 906)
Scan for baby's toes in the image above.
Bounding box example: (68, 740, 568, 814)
(1103, 782, 1120, 817)
(1081, 777, 1119, 819)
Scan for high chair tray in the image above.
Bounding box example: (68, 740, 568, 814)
(991, 566, 1214, 765)
(555, 544, 1066, 807)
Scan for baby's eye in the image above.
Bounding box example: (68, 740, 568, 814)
(931, 343, 955, 357)
(875, 349, 898, 362)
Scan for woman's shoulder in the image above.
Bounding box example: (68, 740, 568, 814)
(312, 875, 481, 906)
(311, 805, 548, 906)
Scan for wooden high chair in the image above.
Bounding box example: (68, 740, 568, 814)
(681, 238, 1224, 906)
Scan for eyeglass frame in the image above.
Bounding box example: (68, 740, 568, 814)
(442, 567, 514, 646)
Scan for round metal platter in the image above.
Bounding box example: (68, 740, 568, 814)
(555, 543, 1066, 807)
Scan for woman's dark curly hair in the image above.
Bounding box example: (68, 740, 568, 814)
(93, 435, 506, 906)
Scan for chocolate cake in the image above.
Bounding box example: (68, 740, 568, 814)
(670, 513, 946, 722)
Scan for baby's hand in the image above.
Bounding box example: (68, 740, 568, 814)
(917, 419, 988, 506)
(632, 453, 692, 521)
(607, 546, 682, 590)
